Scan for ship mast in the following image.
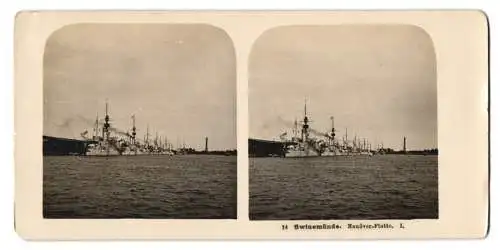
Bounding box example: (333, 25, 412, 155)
(146, 124, 150, 147)
(131, 114, 136, 145)
(94, 112, 99, 140)
(354, 134, 357, 151)
(304, 98, 307, 117)
(103, 100, 111, 156)
(344, 128, 348, 149)
(330, 116, 335, 146)
(302, 98, 309, 143)
(293, 118, 298, 140)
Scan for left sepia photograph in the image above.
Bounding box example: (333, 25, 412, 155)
(42, 24, 237, 219)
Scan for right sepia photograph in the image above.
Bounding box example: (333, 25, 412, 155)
(248, 25, 438, 220)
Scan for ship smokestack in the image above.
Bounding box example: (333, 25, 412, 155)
(205, 137, 208, 152)
(403, 136, 407, 153)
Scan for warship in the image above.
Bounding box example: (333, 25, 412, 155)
(279, 100, 375, 158)
(58, 100, 177, 157)
(87, 101, 175, 156)
(248, 101, 415, 158)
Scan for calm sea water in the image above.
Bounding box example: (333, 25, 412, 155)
(44, 155, 237, 219)
(250, 155, 438, 220)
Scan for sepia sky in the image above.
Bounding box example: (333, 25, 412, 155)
(249, 25, 437, 150)
(44, 24, 236, 150)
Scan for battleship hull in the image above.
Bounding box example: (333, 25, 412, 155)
(321, 149, 350, 157)
(43, 136, 90, 156)
(86, 150, 122, 156)
(249, 139, 292, 157)
(285, 149, 319, 157)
